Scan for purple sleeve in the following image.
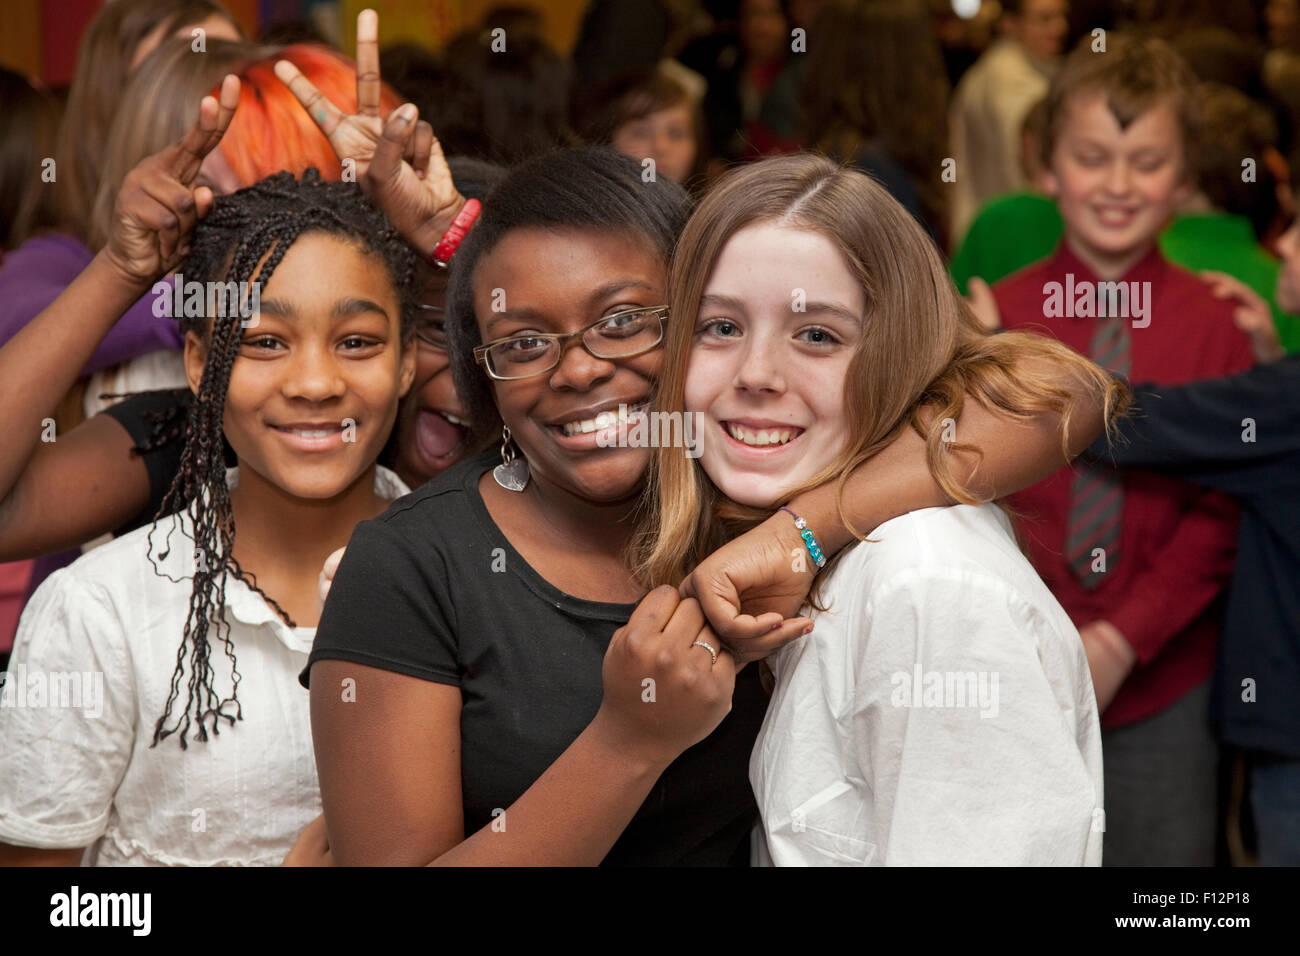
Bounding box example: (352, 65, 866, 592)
(0, 235, 184, 376)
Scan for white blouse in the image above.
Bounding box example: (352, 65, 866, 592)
(751, 504, 1104, 866)
(0, 466, 408, 866)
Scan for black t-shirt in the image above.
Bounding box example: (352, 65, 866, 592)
(100, 388, 236, 535)
(306, 448, 768, 866)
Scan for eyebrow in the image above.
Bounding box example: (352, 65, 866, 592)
(700, 293, 861, 323)
(484, 279, 656, 335)
(252, 298, 391, 321)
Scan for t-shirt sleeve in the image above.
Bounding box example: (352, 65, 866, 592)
(100, 388, 191, 535)
(305, 511, 460, 688)
(851, 568, 1101, 866)
(0, 569, 136, 849)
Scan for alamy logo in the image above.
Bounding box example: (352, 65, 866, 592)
(50, 886, 151, 936)
(593, 404, 704, 458)
(0, 666, 103, 718)
(1042, 274, 1151, 328)
(150, 273, 261, 327)
(890, 664, 1000, 718)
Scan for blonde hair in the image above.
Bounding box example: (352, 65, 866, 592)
(636, 153, 1128, 593)
(88, 37, 258, 251)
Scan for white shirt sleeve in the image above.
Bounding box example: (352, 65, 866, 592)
(852, 567, 1100, 866)
(0, 568, 137, 849)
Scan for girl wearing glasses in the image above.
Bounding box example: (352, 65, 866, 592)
(302, 139, 1112, 869)
(291, 10, 1113, 865)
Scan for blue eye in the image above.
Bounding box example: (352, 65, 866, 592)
(700, 318, 740, 338)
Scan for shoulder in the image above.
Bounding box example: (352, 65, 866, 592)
(336, 452, 495, 583)
(827, 504, 1061, 620)
(366, 451, 490, 537)
(46, 517, 186, 601)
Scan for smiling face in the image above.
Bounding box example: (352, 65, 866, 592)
(473, 226, 666, 504)
(685, 222, 864, 508)
(184, 231, 415, 500)
(1044, 92, 1191, 279)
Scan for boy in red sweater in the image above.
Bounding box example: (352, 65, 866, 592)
(993, 35, 1253, 865)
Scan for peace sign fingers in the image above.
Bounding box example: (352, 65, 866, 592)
(274, 58, 349, 138)
(169, 73, 241, 185)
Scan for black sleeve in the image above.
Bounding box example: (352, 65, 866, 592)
(1084, 358, 1300, 497)
(99, 388, 191, 536)
(304, 509, 460, 689)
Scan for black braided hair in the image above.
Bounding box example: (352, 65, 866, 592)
(148, 169, 416, 749)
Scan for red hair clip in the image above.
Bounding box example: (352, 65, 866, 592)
(429, 199, 482, 268)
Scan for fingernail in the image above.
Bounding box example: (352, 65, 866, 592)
(802, 626, 813, 635)
(770, 622, 781, 631)
(396, 103, 416, 122)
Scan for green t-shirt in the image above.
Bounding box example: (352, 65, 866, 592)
(950, 194, 1300, 354)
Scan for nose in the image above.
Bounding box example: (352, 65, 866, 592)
(547, 337, 617, 392)
(732, 336, 786, 395)
(1104, 159, 1133, 197)
(282, 342, 346, 403)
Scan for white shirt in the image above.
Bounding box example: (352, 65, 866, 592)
(0, 465, 408, 866)
(750, 504, 1104, 866)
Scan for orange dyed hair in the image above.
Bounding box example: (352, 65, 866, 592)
(216, 43, 402, 185)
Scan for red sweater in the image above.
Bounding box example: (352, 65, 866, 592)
(994, 243, 1253, 728)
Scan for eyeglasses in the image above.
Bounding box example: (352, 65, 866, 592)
(416, 303, 449, 351)
(474, 306, 669, 381)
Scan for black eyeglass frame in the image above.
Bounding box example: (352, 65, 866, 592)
(472, 306, 670, 381)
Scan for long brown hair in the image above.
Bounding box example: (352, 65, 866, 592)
(636, 153, 1128, 593)
(54, 0, 243, 242)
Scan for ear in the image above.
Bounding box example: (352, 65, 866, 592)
(183, 330, 207, 396)
(398, 335, 417, 399)
(1040, 166, 1060, 198)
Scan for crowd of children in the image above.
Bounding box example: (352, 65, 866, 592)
(0, 0, 1295, 867)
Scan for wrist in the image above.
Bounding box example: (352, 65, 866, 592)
(411, 193, 468, 260)
(88, 250, 154, 301)
(587, 709, 676, 778)
(1090, 620, 1136, 669)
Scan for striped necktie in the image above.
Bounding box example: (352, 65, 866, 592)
(1066, 314, 1131, 589)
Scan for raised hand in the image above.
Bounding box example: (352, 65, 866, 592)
(274, 8, 465, 257)
(102, 74, 240, 285)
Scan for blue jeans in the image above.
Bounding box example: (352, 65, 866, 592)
(1252, 754, 1300, 865)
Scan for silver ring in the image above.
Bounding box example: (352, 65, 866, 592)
(691, 639, 718, 665)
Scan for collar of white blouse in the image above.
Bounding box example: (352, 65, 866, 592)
(141, 464, 410, 655)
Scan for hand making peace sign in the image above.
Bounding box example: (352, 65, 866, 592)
(274, 8, 467, 259)
(102, 74, 241, 285)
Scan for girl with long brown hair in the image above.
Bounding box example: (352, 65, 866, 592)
(640, 153, 1128, 865)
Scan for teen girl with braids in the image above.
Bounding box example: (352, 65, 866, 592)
(279, 10, 1117, 866)
(0, 77, 495, 578)
(0, 83, 419, 865)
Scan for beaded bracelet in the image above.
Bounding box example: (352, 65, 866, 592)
(779, 506, 826, 568)
(429, 198, 482, 268)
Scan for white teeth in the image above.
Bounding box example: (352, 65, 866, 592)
(441, 412, 467, 426)
(291, 429, 334, 438)
(726, 423, 797, 446)
(560, 404, 640, 437)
